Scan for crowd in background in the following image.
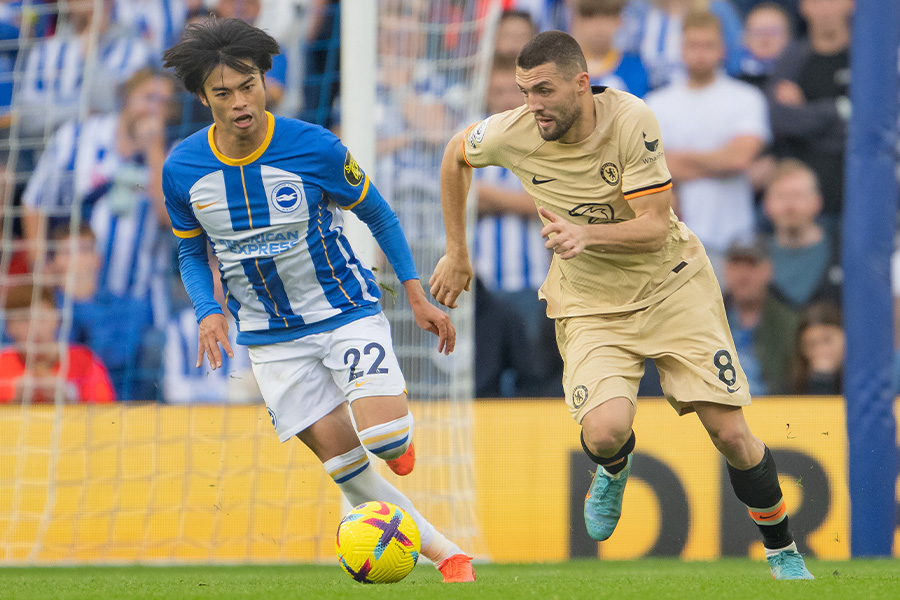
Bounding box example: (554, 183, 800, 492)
(0, 0, 876, 404)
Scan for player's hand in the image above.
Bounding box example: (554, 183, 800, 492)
(429, 254, 473, 309)
(197, 313, 234, 370)
(405, 279, 456, 354)
(412, 299, 456, 355)
(540, 207, 587, 259)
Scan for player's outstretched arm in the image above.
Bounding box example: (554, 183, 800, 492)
(403, 279, 456, 355)
(430, 130, 474, 309)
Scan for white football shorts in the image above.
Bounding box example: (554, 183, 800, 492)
(248, 312, 406, 442)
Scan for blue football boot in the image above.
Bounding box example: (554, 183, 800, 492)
(767, 549, 814, 580)
(584, 454, 631, 541)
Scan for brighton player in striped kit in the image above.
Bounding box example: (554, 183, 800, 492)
(161, 18, 474, 581)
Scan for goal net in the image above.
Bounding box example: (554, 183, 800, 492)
(0, 0, 495, 564)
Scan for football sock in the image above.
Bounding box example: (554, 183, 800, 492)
(764, 541, 798, 558)
(358, 412, 413, 461)
(581, 430, 635, 475)
(325, 445, 464, 564)
(727, 446, 793, 549)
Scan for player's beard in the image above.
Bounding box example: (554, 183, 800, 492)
(536, 101, 581, 142)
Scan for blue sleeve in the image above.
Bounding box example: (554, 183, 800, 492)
(162, 159, 203, 238)
(349, 185, 419, 282)
(314, 130, 371, 208)
(177, 235, 223, 323)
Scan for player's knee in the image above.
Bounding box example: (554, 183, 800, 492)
(582, 422, 632, 456)
(708, 423, 752, 459)
(358, 412, 413, 460)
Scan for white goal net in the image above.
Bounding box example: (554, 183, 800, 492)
(0, 0, 496, 564)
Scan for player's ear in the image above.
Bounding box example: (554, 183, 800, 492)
(575, 71, 591, 94)
(198, 92, 209, 107)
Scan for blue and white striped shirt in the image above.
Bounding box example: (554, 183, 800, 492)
(113, 0, 187, 55)
(165, 113, 418, 345)
(16, 27, 151, 135)
(23, 113, 170, 324)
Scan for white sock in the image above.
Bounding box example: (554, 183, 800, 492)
(358, 412, 413, 460)
(764, 541, 798, 557)
(324, 446, 464, 563)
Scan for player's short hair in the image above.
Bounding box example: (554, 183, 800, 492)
(162, 17, 281, 96)
(682, 10, 723, 36)
(771, 158, 820, 193)
(575, 0, 628, 18)
(516, 30, 588, 78)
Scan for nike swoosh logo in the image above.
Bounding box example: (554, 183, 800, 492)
(197, 200, 219, 210)
(354, 379, 372, 388)
(532, 175, 556, 185)
(756, 510, 782, 520)
(727, 385, 741, 394)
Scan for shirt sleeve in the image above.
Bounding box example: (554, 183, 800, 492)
(314, 131, 372, 209)
(460, 113, 507, 169)
(619, 99, 673, 201)
(163, 159, 203, 239)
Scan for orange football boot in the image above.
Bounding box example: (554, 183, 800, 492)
(437, 554, 476, 582)
(385, 442, 415, 476)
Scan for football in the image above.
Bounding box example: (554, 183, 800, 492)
(335, 501, 421, 584)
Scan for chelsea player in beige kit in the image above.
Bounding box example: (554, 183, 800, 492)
(430, 29, 813, 580)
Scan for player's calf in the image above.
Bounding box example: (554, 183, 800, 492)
(359, 411, 416, 475)
(727, 446, 813, 579)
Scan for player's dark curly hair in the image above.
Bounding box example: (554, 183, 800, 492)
(516, 30, 588, 78)
(162, 18, 281, 96)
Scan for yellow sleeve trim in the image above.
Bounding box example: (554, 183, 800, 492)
(623, 181, 673, 201)
(172, 227, 203, 239)
(341, 175, 370, 210)
(461, 124, 475, 168)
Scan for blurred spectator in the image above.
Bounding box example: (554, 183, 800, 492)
(498, 0, 569, 33)
(0, 284, 115, 404)
(731, 0, 800, 25)
(113, 0, 191, 54)
(765, 0, 853, 229)
(619, 0, 744, 90)
(570, 0, 648, 97)
(723, 236, 799, 395)
(494, 9, 537, 62)
(24, 68, 178, 400)
(163, 254, 260, 404)
(23, 67, 176, 267)
(762, 158, 841, 309)
(788, 301, 843, 394)
(646, 10, 768, 280)
(473, 58, 561, 397)
(738, 2, 793, 90)
(15, 0, 153, 138)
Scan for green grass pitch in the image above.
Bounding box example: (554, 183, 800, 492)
(1, 559, 899, 599)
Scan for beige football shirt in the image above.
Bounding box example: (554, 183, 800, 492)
(463, 87, 708, 318)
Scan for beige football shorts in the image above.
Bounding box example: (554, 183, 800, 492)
(555, 262, 752, 423)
